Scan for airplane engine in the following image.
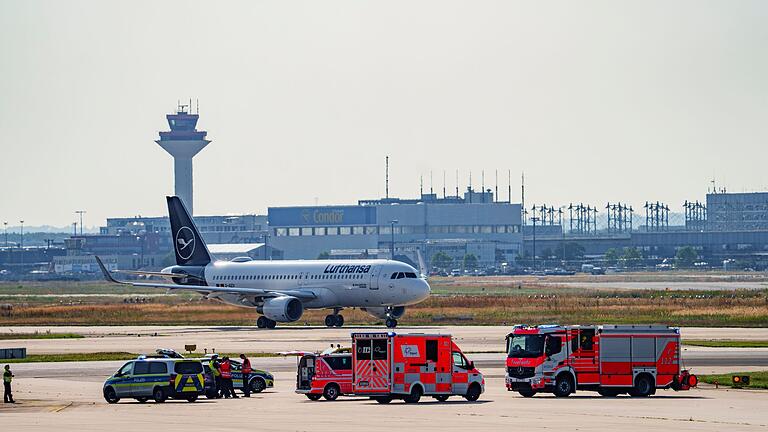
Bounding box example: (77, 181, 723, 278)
(361, 306, 405, 320)
(262, 296, 304, 322)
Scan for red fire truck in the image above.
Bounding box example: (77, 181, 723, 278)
(352, 332, 484, 403)
(505, 324, 697, 397)
(296, 352, 353, 401)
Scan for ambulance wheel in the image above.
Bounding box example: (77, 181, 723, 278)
(554, 375, 574, 397)
(136, 397, 149, 403)
(153, 387, 167, 403)
(385, 318, 398, 329)
(323, 383, 340, 401)
(373, 396, 392, 404)
(186, 395, 198, 402)
(464, 383, 482, 402)
(103, 387, 120, 404)
(306, 394, 322, 401)
(630, 374, 654, 397)
(266, 319, 277, 329)
(257, 316, 268, 328)
(434, 395, 450, 402)
(518, 389, 536, 398)
(404, 386, 422, 403)
(250, 377, 266, 393)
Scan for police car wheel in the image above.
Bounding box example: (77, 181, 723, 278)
(153, 387, 167, 403)
(464, 384, 481, 402)
(186, 395, 198, 402)
(136, 397, 149, 403)
(250, 378, 266, 393)
(385, 318, 398, 329)
(323, 384, 340, 401)
(434, 395, 450, 402)
(306, 394, 322, 401)
(103, 387, 120, 404)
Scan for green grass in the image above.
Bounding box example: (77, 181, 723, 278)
(2, 352, 138, 363)
(0, 332, 84, 340)
(684, 340, 768, 348)
(699, 371, 768, 389)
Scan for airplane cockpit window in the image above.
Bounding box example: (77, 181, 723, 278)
(405, 272, 417, 278)
(396, 272, 405, 279)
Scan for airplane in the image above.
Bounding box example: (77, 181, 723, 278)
(96, 196, 431, 329)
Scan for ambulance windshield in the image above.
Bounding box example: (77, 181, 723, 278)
(507, 334, 545, 358)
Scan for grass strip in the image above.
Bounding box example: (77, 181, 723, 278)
(0, 351, 282, 364)
(0, 332, 84, 340)
(699, 371, 768, 389)
(683, 340, 768, 348)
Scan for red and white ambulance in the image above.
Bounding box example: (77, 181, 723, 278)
(352, 332, 484, 403)
(296, 352, 353, 401)
(505, 324, 697, 397)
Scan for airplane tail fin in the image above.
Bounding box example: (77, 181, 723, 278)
(167, 196, 212, 266)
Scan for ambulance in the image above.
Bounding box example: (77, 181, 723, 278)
(505, 324, 698, 397)
(352, 332, 484, 403)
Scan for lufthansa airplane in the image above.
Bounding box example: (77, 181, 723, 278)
(96, 196, 430, 329)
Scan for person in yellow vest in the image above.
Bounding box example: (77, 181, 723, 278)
(209, 354, 222, 398)
(3, 365, 14, 404)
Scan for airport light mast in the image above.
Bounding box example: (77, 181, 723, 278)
(155, 102, 211, 215)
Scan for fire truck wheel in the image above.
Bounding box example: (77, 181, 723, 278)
(385, 318, 398, 329)
(554, 375, 574, 397)
(373, 396, 392, 404)
(630, 375, 654, 397)
(434, 395, 450, 402)
(323, 384, 340, 401)
(518, 389, 536, 398)
(464, 383, 482, 402)
(597, 389, 621, 397)
(404, 386, 423, 403)
(257, 316, 268, 328)
(306, 394, 322, 401)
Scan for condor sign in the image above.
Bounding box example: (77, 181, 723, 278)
(268, 206, 377, 227)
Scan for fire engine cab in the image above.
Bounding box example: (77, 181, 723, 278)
(352, 332, 484, 403)
(296, 352, 353, 401)
(505, 324, 697, 397)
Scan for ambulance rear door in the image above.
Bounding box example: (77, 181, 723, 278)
(353, 333, 391, 394)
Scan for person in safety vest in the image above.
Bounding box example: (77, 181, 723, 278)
(240, 354, 252, 397)
(220, 357, 238, 398)
(209, 354, 222, 398)
(3, 365, 14, 404)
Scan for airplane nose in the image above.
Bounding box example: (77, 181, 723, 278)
(417, 279, 431, 301)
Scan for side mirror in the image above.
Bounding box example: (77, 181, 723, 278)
(468, 361, 475, 370)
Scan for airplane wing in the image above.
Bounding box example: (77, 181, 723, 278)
(95, 256, 316, 300)
(114, 269, 203, 280)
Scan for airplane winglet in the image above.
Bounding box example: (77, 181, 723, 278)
(95, 256, 122, 284)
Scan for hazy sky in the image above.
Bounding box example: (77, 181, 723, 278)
(1, 1, 767, 227)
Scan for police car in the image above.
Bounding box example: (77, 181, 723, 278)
(103, 357, 205, 403)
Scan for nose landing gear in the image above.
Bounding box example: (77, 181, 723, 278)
(385, 318, 398, 328)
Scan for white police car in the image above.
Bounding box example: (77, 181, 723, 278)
(103, 357, 205, 403)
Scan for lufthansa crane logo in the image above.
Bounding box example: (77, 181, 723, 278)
(175, 226, 196, 260)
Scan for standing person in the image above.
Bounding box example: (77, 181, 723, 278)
(220, 357, 238, 398)
(239, 354, 251, 397)
(209, 354, 222, 398)
(3, 365, 14, 404)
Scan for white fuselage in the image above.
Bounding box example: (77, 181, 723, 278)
(174, 259, 430, 310)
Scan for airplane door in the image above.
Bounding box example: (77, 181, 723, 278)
(369, 266, 380, 290)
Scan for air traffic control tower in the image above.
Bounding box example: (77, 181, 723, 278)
(156, 103, 211, 215)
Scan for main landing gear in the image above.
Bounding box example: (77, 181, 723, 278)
(325, 311, 345, 328)
(256, 316, 277, 329)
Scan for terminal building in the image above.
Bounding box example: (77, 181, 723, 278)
(268, 190, 523, 268)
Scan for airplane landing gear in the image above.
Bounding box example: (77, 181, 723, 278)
(385, 318, 398, 328)
(324, 313, 344, 328)
(257, 316, 277, 329)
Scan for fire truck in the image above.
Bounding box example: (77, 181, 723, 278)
(296, 352, 353, 401)
(352, 332, 484, 403)
(505, 324, 697, 397)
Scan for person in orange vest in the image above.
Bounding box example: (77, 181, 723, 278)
(219, 357, 238, 398)
(239, 354, 252, 397)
